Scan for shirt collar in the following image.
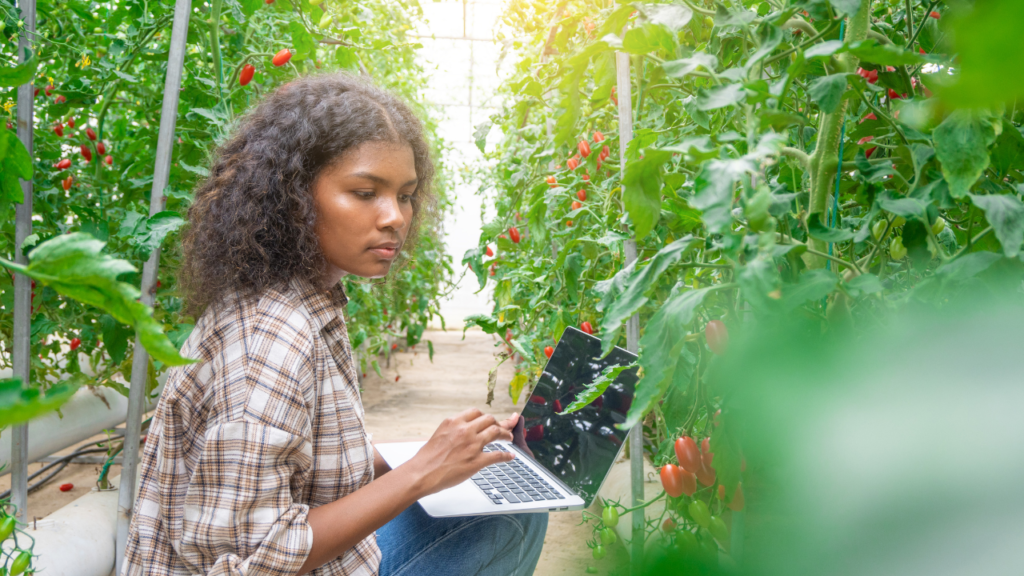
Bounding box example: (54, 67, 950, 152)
(288, 276, 348, 333)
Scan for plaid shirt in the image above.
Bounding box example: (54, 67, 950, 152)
(122, 278, 379, 576)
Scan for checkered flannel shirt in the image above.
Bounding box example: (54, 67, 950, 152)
(122, 278, 379, 576)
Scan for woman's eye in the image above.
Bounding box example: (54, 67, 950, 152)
(355, 190, 375, 198)
(400, 194, 415, 203)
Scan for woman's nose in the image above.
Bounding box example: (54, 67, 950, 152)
(378, 195, 406, 230)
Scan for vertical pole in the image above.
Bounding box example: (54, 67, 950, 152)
(115, 0, 191, 571)
(615, 50, 643, 573)
(11, 0, 36, 523)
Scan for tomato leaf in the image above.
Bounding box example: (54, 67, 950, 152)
(663, 52, 717, 79)
(933, 110, 999, 198)
(639, 3, 692, 32)
(695, 83, 746, 111)
(827, 0, 862, 18)
(781, 269, 838, 312)
(622, 149, 673, 240)
(0, 233, 195, 366)
(622, 286, 710, 429)
(0, 131, 33, 204)
(599, 236, 702, 356)
(738, 258, 781, 312)
(969, 193, 1024, 258)
(0, 49, 38, 88)
(808, 74, 849, 114)
(807, 213, 856, 242)
(692, 159, 751, 233)
(845, 273, 885, 298)
(846, 39, 941, 66)
(0, 377, 80, 428)
(877, 190, 930, 222)
(561, 363, 636, 414)
(509, 373, 530, 405)
(132, 211, 185, 259)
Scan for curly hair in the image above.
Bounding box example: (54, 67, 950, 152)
(178, 73, 437, 317)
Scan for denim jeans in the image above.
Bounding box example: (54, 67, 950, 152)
(377, 504, 548, 576)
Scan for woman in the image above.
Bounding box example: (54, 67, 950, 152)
(122, 74, 547, 576)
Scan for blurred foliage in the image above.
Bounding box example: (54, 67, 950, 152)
(0, 0, 454, 399)
(469, 0, 1024, 567)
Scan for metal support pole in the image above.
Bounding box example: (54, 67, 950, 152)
(616, 49, 644, 574)
(115, 0, 191, 571)
(11, 0, 36, 523)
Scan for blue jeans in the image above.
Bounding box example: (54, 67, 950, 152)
(377, 504, 548, 576)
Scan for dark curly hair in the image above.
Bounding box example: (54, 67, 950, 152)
(179, 73, 437, 317)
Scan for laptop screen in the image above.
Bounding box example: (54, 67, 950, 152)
(519, 327, 639, 507)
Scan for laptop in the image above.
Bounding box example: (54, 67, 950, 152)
(376, 327, 639, 517)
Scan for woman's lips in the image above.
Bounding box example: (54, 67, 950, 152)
(369, 246, 398, 259)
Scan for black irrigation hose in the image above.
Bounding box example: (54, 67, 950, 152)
(0, 435, 124, 500)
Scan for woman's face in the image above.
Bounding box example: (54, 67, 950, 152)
(313, 141, 418, 283)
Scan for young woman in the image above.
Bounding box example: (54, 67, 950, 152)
(122, 74, 547, 576)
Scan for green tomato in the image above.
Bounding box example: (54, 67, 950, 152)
(308, 0, 324, 4)
(592, 544, 607, 560)
(599, 527, 617, 545)
(688, 500, 711, 529)
(0, 516, 15, 541)
(601, 506, 619, 528)
(890, 236, 907, 260)
(9, 550, 30, 576)
(586, 567, 599, 574)
(708, 515, 729, 542)
(892, 216, 907, 228)
(675, 528, 698, 553)
(872, 219, 887, 240)
(318, 12, 333, 28)
(931, 217, 946, 235)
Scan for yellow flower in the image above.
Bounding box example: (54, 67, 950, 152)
(75, 54, 91, 68)
(3, 99, 14, 112)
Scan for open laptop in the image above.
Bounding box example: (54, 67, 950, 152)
(376, 327, 639, 517)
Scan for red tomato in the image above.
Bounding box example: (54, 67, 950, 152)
(554, 399, 563, 412)
(391, 343, 398, 351)
(580, 321, 593, 334)
(62, 176, 72, 191)
(498, 234, 507, 240)
(601, 145, 611, 159)
(577, 189, 586, 201)
(240, 63, 256, 86)
(566, 220, 573, 227)
(86, 127, 97, 141)
(67, 118, 75, 128)
(59, 483, 73, 492)
(55, 158, 71, 170)
(97, 141, 106, 155)
(662, 517, 676, 532)
(525, 424, 544, 441)
(509, 227, 521, 243)
(887, 88, 904, 100)
(489, 265, 496, 276)
(610, 86, 618, 105)
(929, 10, 940, 19)
(80, 145, 92, 162)
(861, 112, 877, 122)
(69, 338, 81, 351)
(705, 320, 728, 355)
(104, 155, 113, 166)
(485, 246, 493, 257)
(578, 140, 591, 158)
(571, 201, 582, 211)
(695, 462, 716, 486)
(700, 437, 713, 466)
(593, 130, 605, 142)
(272, 49, 292, 67)
(582, 174, 590, 181)
(567, 158, 579, 170)
(45, 85, 53, 96)
(529, 395, 546, 405)
(546, 175, 557, 187)
(54, 125, 64, 137)
(544, 346, 554, 359)
(674, 436, 702, 473)
(395, 376, 400, 382)
(660, 464, 686, 498)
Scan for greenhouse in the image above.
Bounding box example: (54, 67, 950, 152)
(1, 0, 1022, 574)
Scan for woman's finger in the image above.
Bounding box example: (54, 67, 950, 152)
(481, 423, 513, 444)
(498, 412, 519, 431)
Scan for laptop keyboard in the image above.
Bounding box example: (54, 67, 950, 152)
(471, 444, 566, 505)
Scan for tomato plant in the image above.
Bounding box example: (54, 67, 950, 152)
(1, 0, 455, 401)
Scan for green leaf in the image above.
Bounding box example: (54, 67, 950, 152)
(508, 337, 535, 364)
(804, 40, 845, 60)
(933, 252, 1003, 283)
(0, 132, 33, 204)
(0, 233, 194, 366)
(622, 149, 672, 240)
(0, 377, 80, 428)
(0, 49, 38, 88)
(133, 211, 185, 259)
(877, 191, 930, 222)
(932, 0, 1024, 108)
(622, 23, 676, 55)
(561, 363, 636, 414)
(509, 373, 529, 405)
(639, 3, 692, 32)
(599, 236, 702, 356)
(692, 159, 752, 233)
(695, 83, 745, 111)
(781, 269, 838, 311)
(846, 39, 941, 66)
(623, 286, 710, 429)
(807, 213, 856, 242)
(845, 273, 885, 297)
(827, 0, 861, 18)
(737, 258, 781, 311)
(969, 194, 1024, 258)
(462, 313, 506, 336)
(662, 52, 717, 79)
(933, 110, 999, 198)
(473, 121, 492, 154)
(808, 74, 848, 114)
(100, 314, 133, 365)
(178, 160, 210, 177)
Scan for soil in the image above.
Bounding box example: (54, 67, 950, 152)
(12, 328, 629, 574)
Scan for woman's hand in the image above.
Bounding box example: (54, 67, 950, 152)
(405, 408, 517, 496)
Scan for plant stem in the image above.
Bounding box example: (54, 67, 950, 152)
(210, 0, 225, 104)
(805, 2, 871, 269)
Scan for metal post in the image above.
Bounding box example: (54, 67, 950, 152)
(616, 50, 643, 573)
(11, 0, 36, 523)
(114, 0, 191, 571)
